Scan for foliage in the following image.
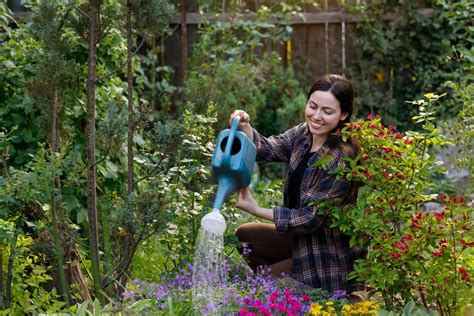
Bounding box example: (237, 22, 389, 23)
(345, 0, 473, 130)
(440, 48, 474, 196)
(117, 105, 218, 277)
(183, 7, 306, 135)
(0, 220, 69, 314)
(74, 298, 157, 315)
(317, 94, 473, 314)
(126, 0, 174, 36)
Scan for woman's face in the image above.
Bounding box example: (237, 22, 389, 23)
(305, 90, 348, 139)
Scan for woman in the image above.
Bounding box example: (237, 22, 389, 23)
(231, 74, 365, 293)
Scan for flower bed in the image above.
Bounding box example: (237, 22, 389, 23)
(122, 260, 380, 315)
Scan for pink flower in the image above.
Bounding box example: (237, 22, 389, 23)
(301, 294, 310, 302)
(432, 250, 443, 257)
(395, 241, 409, 252)
(252, 298, 262, 308)
(258, 306, 271, 316)
(269, 292, 279, 304)
(269, 303, 278, 310)
(434, 212, 445, 221)
(459, 196, 465, 203)
(391, 251, 401, 260)
(402, 235, 413, 242)
(439, 239, 449, 248)
(364, 170, 374, 180)
(367, 113, 375, 120)
(439, 193, 447, 200)
(238, 308, 249, 316)
(459, 266, 470, 281)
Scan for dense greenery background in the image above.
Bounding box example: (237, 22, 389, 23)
(0, 0, 472, 314)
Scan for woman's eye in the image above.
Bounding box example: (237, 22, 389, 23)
(324, 110, 334, 115)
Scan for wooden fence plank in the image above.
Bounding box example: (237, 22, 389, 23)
(328, 23, 343, 75)
(306, 24, 327, 80)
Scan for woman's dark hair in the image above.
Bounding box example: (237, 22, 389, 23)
(307, 74, 358, 159)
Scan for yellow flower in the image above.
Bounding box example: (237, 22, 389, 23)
(341, 301, 379, 315)
(308, 303, 323, 315)
(375, 71, 385, 82)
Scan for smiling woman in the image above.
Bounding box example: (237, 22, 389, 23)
(229, 74, 365, 295)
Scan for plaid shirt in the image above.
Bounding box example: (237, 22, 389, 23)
(253, 123, 365, 292)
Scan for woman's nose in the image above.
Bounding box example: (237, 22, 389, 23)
(312, 109, 322, 120)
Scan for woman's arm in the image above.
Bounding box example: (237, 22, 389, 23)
(230, 110, 303, 163)
(236, 165, 352, 234)
(236, 188, 274, 221)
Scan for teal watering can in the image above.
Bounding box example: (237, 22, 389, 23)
(201, 116, 257, 234)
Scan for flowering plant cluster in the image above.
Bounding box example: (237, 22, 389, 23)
(122, 259, 381, 315)
(317, 94, 473, 314)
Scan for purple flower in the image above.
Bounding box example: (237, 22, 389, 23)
(330, 290, 348, 300)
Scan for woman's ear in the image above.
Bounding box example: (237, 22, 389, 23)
(340, 112, 349, 121)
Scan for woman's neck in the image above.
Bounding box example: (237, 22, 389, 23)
(310, 135, 327, 152)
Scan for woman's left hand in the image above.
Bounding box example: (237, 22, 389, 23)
(236, 188, 258, 215)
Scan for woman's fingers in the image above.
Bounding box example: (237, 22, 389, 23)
(230, 110, 250, 127)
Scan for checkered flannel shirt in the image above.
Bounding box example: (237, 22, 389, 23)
(253, 123, 365, 292)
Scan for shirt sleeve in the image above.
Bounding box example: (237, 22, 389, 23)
(273, 152, 351, 234)
(252, 124, 304, 163)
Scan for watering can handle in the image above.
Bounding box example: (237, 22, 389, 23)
(222, 115, 241, 166)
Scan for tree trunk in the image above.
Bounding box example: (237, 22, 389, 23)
(50, 87, 72, 305)
(119, 0, 135, 289)
(127, 1, 134, 198)
(86, 0, 103, 304)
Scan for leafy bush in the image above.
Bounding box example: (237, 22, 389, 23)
(319, 94, 473, 314)
(0, 220, 68, 314)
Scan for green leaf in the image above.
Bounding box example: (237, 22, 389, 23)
(128, 299, 154, 311)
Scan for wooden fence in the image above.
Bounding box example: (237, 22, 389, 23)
(8, 0, 433, 87)
(165, 0, 432, 87)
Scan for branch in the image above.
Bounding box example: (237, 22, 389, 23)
(71, 4, 89, 19)
(95, 38, 146, 82)
(2, 148, 11, 180)
(133, 156, 165, 186)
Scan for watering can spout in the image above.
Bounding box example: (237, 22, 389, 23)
(212, 176, 238, 211)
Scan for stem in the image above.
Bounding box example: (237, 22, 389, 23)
(1, 148, 10, 179)
(95, 39, 145, 82)
(5, 232, 18, 308)
(133, 154, 165, 186)
(449, 207, 458, 311)
(0, 247, 3, 309)
(50, 87, 72, 306)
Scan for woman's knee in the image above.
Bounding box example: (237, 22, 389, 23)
(235, 222, 269, 242)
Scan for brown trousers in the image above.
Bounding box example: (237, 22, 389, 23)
(235, 222, 293, 277)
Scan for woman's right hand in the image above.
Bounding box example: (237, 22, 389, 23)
(230, 110, 253, 141)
